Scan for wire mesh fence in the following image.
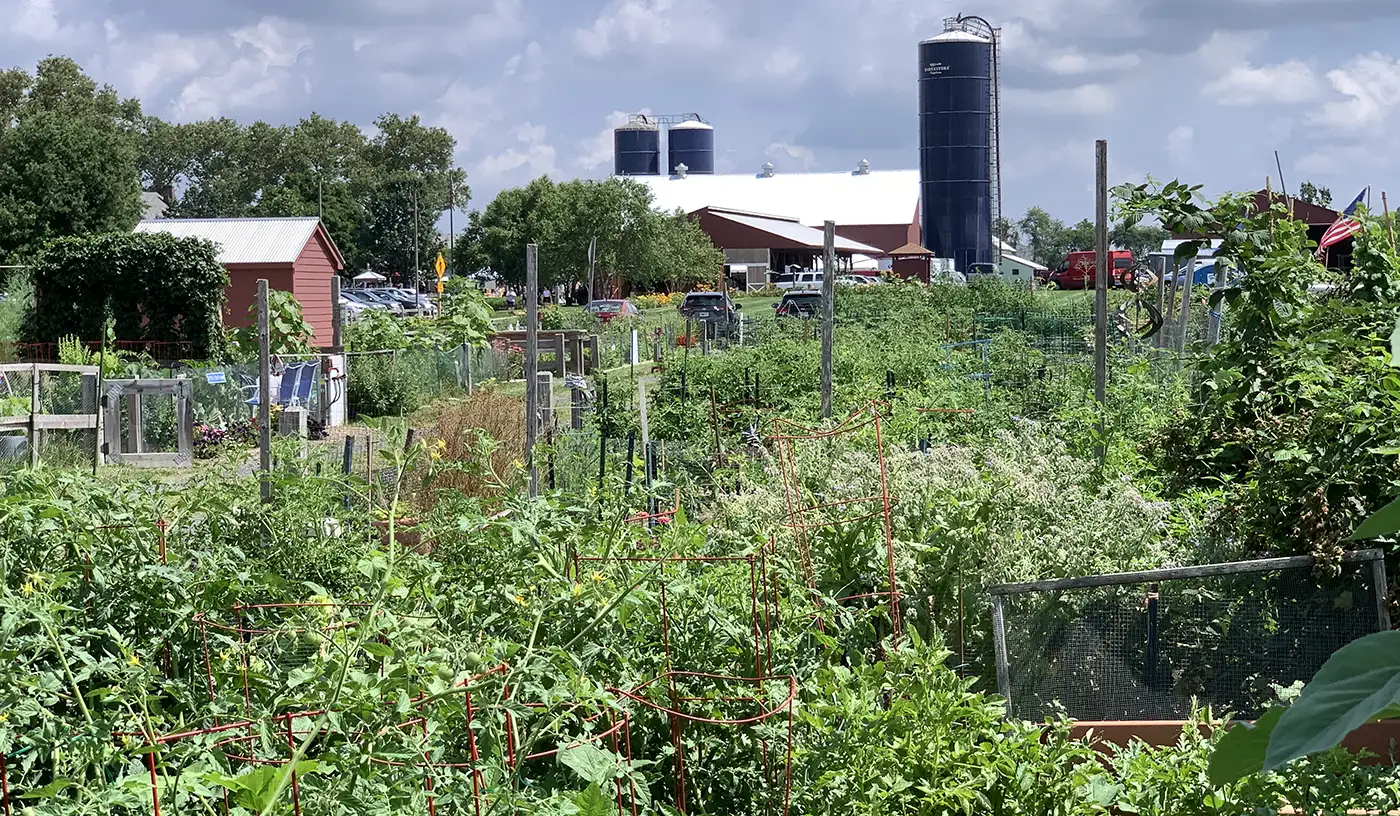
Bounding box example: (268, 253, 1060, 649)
(989, 550, 1390, 721)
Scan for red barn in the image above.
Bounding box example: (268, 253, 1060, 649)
(134, 217, 344, 345)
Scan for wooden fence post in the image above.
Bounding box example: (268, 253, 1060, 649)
(257, 279, 272, 503)
(525, 244, 539, 498)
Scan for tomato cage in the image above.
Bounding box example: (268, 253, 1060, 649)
(195, 602, 377, 721)
(610, 672, 796, 816)
(768, 402, 903, 641)
(574, 553, 787, 816)
(110, 710, 336, 816)
(373, 664, 641, 816)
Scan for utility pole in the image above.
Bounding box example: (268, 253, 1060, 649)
(1093, 140, 1109, 466)
(820, 221, 837, 419)
(411, 182, 421, 293)
(525, 243, 540, 498)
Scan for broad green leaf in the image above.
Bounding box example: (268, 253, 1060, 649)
(1264, 630, 1400, 771)
(573, 783, 614, 816)
(1389, 316, 1400, 367)
(558, 741, 618, 784)
(361, 641, 394, 658)
(19, 779, 74, 799)
(1207, 705, 1284, 784)
(1348, 496, 1400, 540)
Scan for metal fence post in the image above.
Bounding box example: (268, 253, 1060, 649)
(257, 280, 272, 503)
(820, 220, 836, 419)
(525, 244, 539, 497)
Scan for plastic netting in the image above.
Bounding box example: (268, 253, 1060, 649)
(991, 551, 1390, 721)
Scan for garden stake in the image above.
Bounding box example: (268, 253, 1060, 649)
(1385, 192, 1395, 250)
(2, 753, 9, 816)
(623, 431, 635, 496)
(341, 436, 355, 511)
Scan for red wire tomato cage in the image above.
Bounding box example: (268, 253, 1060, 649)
(768, 401, 903, 641)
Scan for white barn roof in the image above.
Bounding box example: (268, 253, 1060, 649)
(638, 169, 919, 228)
(134, 217, 341, 266)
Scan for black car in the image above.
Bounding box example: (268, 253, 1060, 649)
(774, 291, 823, 318)
(677, 292, 742, 336)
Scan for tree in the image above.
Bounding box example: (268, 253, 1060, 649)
(1017, 207, 1069, 270)
(358, 113, 468, 286)
(1110, 220, 1170, 262)
(993, 216, 1020, 250)
(476, 177, 556, 288)
(0, 58, 143, 267)
(1298, 181, 1332, 209)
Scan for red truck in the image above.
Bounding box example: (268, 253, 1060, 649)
(1049, 250, 1135, 289)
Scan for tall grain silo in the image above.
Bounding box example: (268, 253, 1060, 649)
(919, 15, 1001, 272)
(667, 117, 715, 175)
(613, 116, 661, 176)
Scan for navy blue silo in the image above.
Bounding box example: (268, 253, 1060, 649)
(919, 29, 993, 272)
(613, 122, 661, 176)
(667, 120, 715, 175)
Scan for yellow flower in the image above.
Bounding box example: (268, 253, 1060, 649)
(513, 594, 525, 606)
(20, 580, 35, 596)
(0, 712, 9, 723)
(572, 583, 583, 598)
(128, 654, 140, 666)
(219, 650, 231, 663)
(590, 572, 604, 583)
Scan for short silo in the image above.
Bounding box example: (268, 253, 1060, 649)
(613, 117, 661, 176)
(667, 118, 715, 176)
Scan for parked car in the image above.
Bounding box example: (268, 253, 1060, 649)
(353, 288, 407, 314)
(585, 299, 640, 323)
(774, 291, 823, 318)
(1049, 250, 1134, 289)
(773, 271, 825, 291)
(342, 289, 392, 312)
(677, 292, 741, 337)
(339, 296, 372, 321)
(387, 287, 438, 316)
(836, 275, 876, 287)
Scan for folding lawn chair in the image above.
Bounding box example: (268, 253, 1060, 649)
(244, 361, 317, 409)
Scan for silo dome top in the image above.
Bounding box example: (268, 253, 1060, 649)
(921, 29, 990, 44)
(618, 120, 659, 131)
(670, 119, 714, 131)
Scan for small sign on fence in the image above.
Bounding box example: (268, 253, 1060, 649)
(205, 371, 227, 385)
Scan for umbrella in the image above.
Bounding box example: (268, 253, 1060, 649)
(353, 271, 387, 283)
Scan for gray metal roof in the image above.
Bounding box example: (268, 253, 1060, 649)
(133, 217, 340, 266)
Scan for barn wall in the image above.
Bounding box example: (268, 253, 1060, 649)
(293, 228, 340, 344)
(225, 265, 295, 329)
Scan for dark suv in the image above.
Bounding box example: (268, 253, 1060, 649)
(774, 291, 823, 318)
(677, 292, 741, 337)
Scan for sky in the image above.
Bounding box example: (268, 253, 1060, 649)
(4, 0, 1398, 227)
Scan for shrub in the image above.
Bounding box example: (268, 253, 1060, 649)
(347, 354, 423, 418)
(416, 389, 525, 506)
(345, 308, 408, 352)
(634, 293, 674, 310)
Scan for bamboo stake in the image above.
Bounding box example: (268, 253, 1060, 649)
(1384, 192, 1395, 252)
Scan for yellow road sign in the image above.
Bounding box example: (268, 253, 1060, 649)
(434, 253, 446, 277)
(436, 279, 444, 295)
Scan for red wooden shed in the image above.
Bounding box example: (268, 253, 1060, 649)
(134, 217, 344, 345)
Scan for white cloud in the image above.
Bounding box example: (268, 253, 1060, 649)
(1312, 52, 1400, 131)
(503, 41, 545, 83)
(459, 0, 524, 45)
(1202, 59, 1319, 105)
(765, 141, 816, 171)
(1166, 125, 1194, 163)
(475, 122, 558, 180)
(433, 81, 502, 155)
(1044, 51, 1141, 76)
(1004, 83, 1114, 115)
(170, 18, 313, 120)
(576, 109, 650, 171)
(11, 0, 60, 41)
(573, 0, 724, 59)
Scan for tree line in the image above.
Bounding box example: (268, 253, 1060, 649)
(453, 176, 724, 294)
(0, 56, 463, 284)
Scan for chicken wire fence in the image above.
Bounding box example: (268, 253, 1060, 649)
(989, 550, 1390, 721)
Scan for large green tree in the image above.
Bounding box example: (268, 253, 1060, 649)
(0, 58, 143, 267)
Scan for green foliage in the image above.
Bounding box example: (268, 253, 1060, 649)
(1120, 179, 1400, 558)
(347, 353, 423, 417)
(0, 58, 143, 265)
(1299, 180, 1332, 209)
(0, 271, 33, 351)
(469, 176, 724, 291)
(1014, 205, 1165, 270)
(345, 307, 409, 352)
(230, 289, 314, 358)
(23, 231, 228, 357)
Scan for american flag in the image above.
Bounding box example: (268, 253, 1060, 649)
(1315, 187, 1368, 259)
